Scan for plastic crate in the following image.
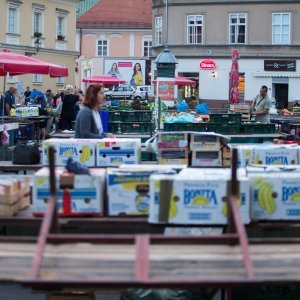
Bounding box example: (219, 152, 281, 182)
(192, 123, 207, 132)
(108, 122, 120, 134)
(218, 125, 241, 135)
(241, 123, 276, 134)
(209, 113, 242, 125)
(108, 111, 121, 122)
(121, 110, 152, 122)
(206, 124, 218, 132)
(163, 123, 193, 131)
(120, 122, 151, 134)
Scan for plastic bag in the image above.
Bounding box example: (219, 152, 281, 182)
(177, 100, 188, 112)
(165, 114, 194, 124)
(1, 125, 9, 146)
(196, 103, 208, 114)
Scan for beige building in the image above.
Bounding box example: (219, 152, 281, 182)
(152, 0, 300, 108)
(0, 0, 79, 96)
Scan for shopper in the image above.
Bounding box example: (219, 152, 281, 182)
(60, 85, 79, 131)
(252, 85, 271, 124)
(45, 89, 54, 108)
(75, 84, 114, 139)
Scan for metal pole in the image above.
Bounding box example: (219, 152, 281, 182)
(165, 0, 168, 45)
(2, 76, 6, 124)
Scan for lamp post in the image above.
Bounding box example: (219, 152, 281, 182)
(154, 46, 178, 130)
(34, 38, 42, 54)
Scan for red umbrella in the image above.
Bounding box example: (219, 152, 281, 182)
(229, 49, 240, 104)
(153, 76, 196, 86)
(82, 75, 125, 85)
(0, 51, 68, 77)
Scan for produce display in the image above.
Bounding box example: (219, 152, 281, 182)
(14, 106, 39, 117)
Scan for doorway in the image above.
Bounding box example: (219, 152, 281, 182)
(274, 83, 288, 109)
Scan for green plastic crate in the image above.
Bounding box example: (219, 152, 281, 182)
(108, 122, 120, 134)
(206, 124, 218, 132)
(120, 122, 151, 134)
(163, 123, 193, 131)
(241, 123, 276, 134)
(193, 123, 207, 132)
(108, 111, 122, 122)
(218, 125, 241, 135)
(121, 110, 152, 122)
(209, 113, 242, 125)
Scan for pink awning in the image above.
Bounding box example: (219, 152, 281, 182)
(0, 51, 68, 77)
(152, 76, 196, 86)
(82, 75, 125, 85)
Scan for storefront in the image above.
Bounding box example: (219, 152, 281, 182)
(169, 58, 300, 109)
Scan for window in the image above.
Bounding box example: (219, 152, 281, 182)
(33, 74, 42, 84)
(143, 40, 152, 57)
(56, 15, 66, 39)
(229, 13, 247, 44)
(272, 13, 291, 44)
(8, 7, 17, 34)
(33, 11, 42, 34)
(155, 17, 163, 46)
(187, 15, 204, 45)
(97, 40, 108, 56)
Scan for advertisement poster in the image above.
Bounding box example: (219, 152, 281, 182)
(104, 59, 146, 86)
(157, 79, 175, 101)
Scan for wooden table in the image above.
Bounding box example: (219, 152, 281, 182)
(0, 161, 43, 174)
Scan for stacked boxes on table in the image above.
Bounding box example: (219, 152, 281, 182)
(106, 165, 179, 216)
(149, 168, 250, 224)
(33, 167, 106, 216)
(96, 138, 141, 167)
(190, 133, 222, 167)
(157, 133, 189, 165)
(15, 106, 39, 117)
(0, 177, 30, 216)
(43, 138, 141, 167)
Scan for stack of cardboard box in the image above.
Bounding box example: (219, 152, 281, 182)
(157, 133, 189, 165)
(190, 134, 222, 167)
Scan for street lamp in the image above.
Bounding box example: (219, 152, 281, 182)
(34, 38, 42, 54)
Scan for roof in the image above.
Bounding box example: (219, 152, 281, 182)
(77, 0, 152, 29)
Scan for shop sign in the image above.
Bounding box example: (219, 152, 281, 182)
(157, 80, 175, 101)
(264, 60, 296, 71)
(200, 60, 216, 70)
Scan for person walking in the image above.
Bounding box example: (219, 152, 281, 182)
(75, 84, 114, 139)
(252, 85, 272, 124)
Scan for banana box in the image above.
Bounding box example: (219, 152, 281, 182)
(119, 164, 187, 172)
(191, 151, 222, 167)
(190, 134, 221, 151)
(96, 138, 141, 167)
(248, 172, 300, 220)
(250, 145, 298, 165)
(158, 158, 189, 165)
(149, 172, 250, 224)
(43, 139, 97, 167)
(33, 167, 105, 216)
(15, 106, 39, 117)
(157, 132, 188, 149)
(107, 167, 175, 216)
(234, 145, 257, 167)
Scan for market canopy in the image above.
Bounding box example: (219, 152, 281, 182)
(152, 76, 196, 86)
(82, 75, 125, 85)
(0, 51, 68, 77)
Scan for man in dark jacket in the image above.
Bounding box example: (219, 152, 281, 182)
(0, 86, 17, 116)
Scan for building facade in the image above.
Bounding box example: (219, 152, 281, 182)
(152, 0, 300, 108)
(76, 0, 152, 90)
(0, 0, 79, 95)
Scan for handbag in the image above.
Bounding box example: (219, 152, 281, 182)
(13, 142, 40, 165)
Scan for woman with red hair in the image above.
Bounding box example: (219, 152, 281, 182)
(75, 84, 114, 138)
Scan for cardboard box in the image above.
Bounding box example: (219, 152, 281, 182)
(234, 145, 257, 167)
(250, 145, 299, 166)
(96, 138, 141, 167)
(107, 167, 176, 216)
(157, 158, 189, 165)
(119, 164, 186, 172)
(191, 150, 222, 167)
(158, 132, 188, 149)
(15, 106, 39, 117)
(43, 139, 98, 167)
(248, 172, 300, 220)
(190, 134, 221, 151)
(158, 148, 189, 159)
(33, 167, 105, 216)
(148, 172, 250, 224)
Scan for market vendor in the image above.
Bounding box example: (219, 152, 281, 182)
(75, 84, 115, 139)
(1, 85, 17, 116)
(252, 85, 271, 124)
